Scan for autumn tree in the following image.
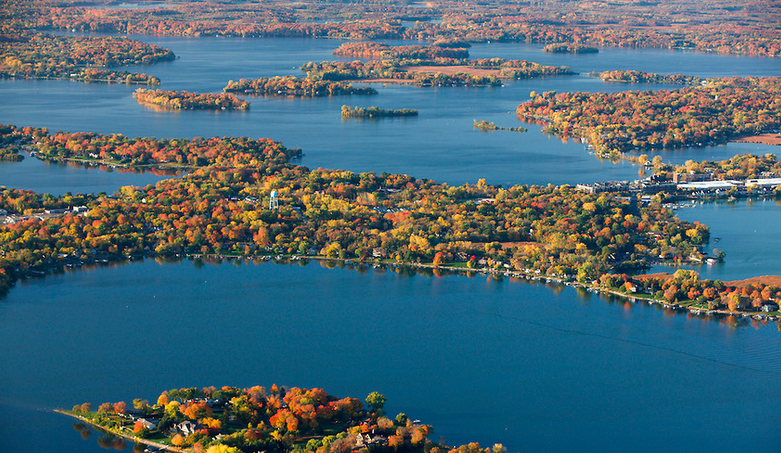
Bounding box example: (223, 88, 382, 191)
(113, 401, 127, 415)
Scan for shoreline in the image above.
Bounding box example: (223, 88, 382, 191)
(54, 410, 184, 453)
(182, 253, 781, 323)
(15, 250, 781, 324)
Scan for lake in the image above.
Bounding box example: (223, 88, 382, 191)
(1, 37, 778, 189)
(1, 33, 780, 453)
(1, 259, 780, 453)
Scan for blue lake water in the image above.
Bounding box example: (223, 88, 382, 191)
(1, 259, 780, 453)
(0, 33, 780, 453)
(0, 155, 176, 196)
(1, 37, 778, 189)
(651, 198, 781, 280)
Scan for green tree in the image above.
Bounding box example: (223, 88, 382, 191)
(366, 392, 386, 413)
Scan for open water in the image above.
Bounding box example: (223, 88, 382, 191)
(0, 35, 780, 453)
(1, 259, 781, 453)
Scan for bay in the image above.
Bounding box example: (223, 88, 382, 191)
(651, 198, 781, 280)
(0, 154, 176, 196)
(1, 259, 780, 453)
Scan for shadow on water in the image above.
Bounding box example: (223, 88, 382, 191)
(15, 252, 780, 333)
(71, 422, 129, 451)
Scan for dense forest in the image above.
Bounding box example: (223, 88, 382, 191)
(333, 41, 469, 60)
(134, 89, 250, 111)
(516, 77, 781, 157)
(0, 32, 171, 84)
(17, 126, 299, 167)
(542, 43, 598, 54)
(590, 70, 703, 86)
(224, 76, 377, 97)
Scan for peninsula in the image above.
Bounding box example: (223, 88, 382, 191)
(59, 385, 492, 453)
(0, 33, 171, 85)
(0, 124, 778, 323)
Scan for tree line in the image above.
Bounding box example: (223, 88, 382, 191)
(134, 89, 250, 111)
(224, 76, 377, 97)
(590, 70, 703, 86)
(341, 106, 418, 119)
(332, 41, 469, 60)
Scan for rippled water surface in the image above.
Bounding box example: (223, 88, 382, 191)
(1, 260, 780, 453)
(0, 35, 780, 453)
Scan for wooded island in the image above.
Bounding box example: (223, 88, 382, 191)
(341, 106, 418, 119)
(134, 89, 250, 111)
(517, 77, 781, 158)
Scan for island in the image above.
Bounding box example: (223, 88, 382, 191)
(341, 105, 418, 119)
(473, 120, 526, 133)
(333, 41, 469, 59)
(543, 43, 599, 54)
(301, 56, 573, 88)
(223, 76, 377, 97)
(589, 70, 703, 85)
(134, 89, 250, 111)
(59, 385, 470, 453)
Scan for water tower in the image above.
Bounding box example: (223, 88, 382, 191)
(269, 190, 279, 209)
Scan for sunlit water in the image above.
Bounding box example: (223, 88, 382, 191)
(1, 259, 780, 453)
(0, 35, 780, 453)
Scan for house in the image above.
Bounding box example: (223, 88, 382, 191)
(176, 420, 198, 436)
(137, 418, 158, 430)
(355, 433, 387, 448)
(761, 302, 779, 312)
